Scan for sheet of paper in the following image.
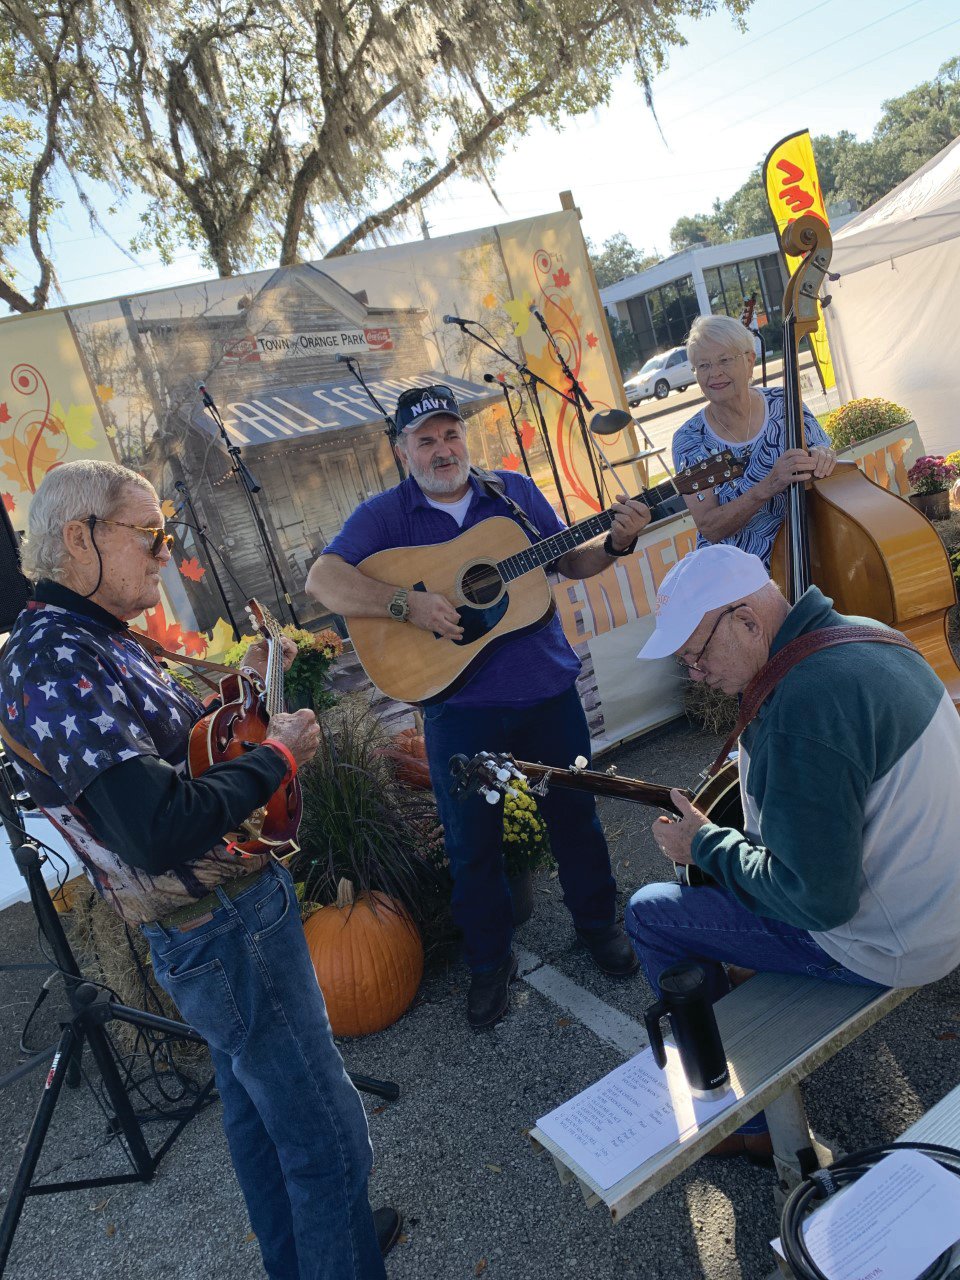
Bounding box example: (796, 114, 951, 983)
(536, 1044, 739, 1191)
(770, 1149, 960, 1280)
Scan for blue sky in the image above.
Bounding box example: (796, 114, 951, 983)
(28, 0, 960, 307)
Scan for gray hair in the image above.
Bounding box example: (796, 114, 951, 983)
(21, 459, 155, 583)
(686, 313, 756, 364)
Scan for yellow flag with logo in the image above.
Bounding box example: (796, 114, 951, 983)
(763, 129, 836, 391)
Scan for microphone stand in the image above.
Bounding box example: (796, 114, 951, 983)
(198, 388, 302, 628)
(449, 319, 572, 523)
(530, 308, 605, 509)
(171, 477, 242, 641)
(491, 380, 532, 480)
(335, 356, 405, 483)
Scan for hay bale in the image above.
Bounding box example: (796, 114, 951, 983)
(682, 675, 739, 735)
(69, 884, 207, 1060)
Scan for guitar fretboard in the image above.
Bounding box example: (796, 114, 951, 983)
(498, 478, 678, 582)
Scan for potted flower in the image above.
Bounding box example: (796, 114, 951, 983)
(906, 455, 958, 521)
(502, 777, 553, 925)
(822, 397, 912, 451)
(223, 625, 343, 712)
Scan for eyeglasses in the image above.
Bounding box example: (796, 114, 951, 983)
(88, 516, 174, 558)
(693, 355, 743, 375)
(682, 605, 738, 672)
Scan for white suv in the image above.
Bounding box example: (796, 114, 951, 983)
(623, 346, 695, 406)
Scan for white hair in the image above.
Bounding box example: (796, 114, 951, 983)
(686, 313, 755, 364)
(21, 459, 155, 583)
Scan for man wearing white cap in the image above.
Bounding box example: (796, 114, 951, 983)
(627, 544, 960, 1151)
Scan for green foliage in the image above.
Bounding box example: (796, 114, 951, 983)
(502, 778, 553, 878)
(670, 58, 960, 251)
(223, 625, 343, 713)
(587, 232, 656, 288)
(607, 313, 642, 379)
(289, 697, 443, 926)
(821, 397, 912, 450)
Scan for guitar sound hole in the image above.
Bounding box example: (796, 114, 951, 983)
(461, 562, 504, 606)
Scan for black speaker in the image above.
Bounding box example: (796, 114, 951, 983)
(0, 502, 30, 632)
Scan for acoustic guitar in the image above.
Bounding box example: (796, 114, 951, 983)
(345, 453, 745, 704)
(449, 751, 743, 888)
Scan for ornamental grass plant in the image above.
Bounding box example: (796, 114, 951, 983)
(822, 397, 912, 450)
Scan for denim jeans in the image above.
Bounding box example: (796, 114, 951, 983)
(142, 862, 384, 1280)
(424, 683, 616, 972)
(625, 881, 885, 1135)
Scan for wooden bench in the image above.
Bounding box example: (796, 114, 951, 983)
(529, 972, 914, 1223)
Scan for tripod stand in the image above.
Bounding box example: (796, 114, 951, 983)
(0, 784, 213, 1275)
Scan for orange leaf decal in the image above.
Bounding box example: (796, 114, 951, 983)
(179, 556, 206, 582)
(182, 629, 209, 657)
(0, 404, 9, 424)
(519, 421, 535, 451)
(552, 268, 570, 288)
(2, 492, 13, 513)
(501, 453, 521, 471)
(586, 332, 599, 349)
(142, 604, 186, 653)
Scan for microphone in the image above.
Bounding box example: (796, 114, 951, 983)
(528, 303, 546, 323)
(174, 480, 186, 492)
(442, 314, 473, 326)
(335, 353, 357, 364)
(483, 372, 518, 392)
(198, 383, 216, 410)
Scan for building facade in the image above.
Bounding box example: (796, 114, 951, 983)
(599, 233, 789, 370)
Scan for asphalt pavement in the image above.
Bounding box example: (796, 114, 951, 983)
(2, 717, 958, 1280)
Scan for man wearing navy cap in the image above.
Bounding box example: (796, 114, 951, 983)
(307, 384, 651, 1028)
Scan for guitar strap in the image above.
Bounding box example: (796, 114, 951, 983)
(708, 624, 921, 778)
(469, 467, 544, 544)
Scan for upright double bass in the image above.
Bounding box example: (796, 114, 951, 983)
(769, 213, 960, 706)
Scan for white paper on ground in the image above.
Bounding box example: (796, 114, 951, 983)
(770, 1149, 960, 1280)
(536, 1043, 739, 1191)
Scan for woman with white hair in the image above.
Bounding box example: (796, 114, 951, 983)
(671, 313, 837, 566)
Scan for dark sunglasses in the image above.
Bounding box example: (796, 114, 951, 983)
(88, 515, 174, 558)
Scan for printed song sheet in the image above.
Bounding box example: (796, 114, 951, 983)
(771, 1149, 960, 1280)
(536, 1044, 741, 1191)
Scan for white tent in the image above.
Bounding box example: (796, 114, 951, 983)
(824, 133, 960, 459)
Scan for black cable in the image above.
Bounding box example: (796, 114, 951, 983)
(780, 1141, 960, 1279)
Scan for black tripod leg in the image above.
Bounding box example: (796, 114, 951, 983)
(80, 1017, 154, 1179)
(0, 1025, 78, 1273)
(348, 1072, 400, 1102)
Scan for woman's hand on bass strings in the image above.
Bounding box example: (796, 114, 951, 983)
(651, 789, 709, 866)
(265, 709, 321, 768)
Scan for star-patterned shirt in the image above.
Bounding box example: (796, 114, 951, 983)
(0, 585, 283, 923)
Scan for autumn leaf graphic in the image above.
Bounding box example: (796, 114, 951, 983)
(178, 557, 206, 582)
(2, 492, 14, 513)
(519, 420, 535, 451)
(586, 332, 599, 349)
(552, 268, 571, 288)
(501, 453, 521, 471)
(0, 404, 9, 424)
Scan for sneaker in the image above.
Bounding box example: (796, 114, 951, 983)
(575, 924, 640, 977)
(373, 1205, 403, 1257)
(467, 950, 519, 1029)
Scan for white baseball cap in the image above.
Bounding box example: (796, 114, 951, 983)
(637, 544, 770, 660)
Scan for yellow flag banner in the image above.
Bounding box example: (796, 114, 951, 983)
(763, 129, 836, 391)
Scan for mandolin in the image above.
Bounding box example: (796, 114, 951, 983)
(448, 751, 744, 888)
(187, 599, 302, 857)
(345, 453, 746, 704)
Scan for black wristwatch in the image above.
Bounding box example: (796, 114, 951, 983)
(387, 587, 410, 622)
(603, 532, 638, 558)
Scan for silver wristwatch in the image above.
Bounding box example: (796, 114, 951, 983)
(387, 587, 410, 622)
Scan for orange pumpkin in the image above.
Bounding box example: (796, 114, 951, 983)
(380, 728, 432, 790)
(303, 878, 424, 1036)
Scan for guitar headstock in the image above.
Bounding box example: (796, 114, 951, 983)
(449, 752, 528, 804)
(673, 450, 746, 497)
(739, 291, 757, 329)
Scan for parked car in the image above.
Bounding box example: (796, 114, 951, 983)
(623, 346, 695, 406)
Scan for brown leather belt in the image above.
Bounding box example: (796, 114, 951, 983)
(151, 867, 270, 931)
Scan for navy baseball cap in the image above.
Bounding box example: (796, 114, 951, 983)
(393, 384, 465, 434)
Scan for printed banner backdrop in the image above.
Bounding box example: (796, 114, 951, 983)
(0, 210, 925, 753)
(763, 129, 837, 392)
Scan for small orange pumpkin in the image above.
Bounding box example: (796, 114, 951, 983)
(303, 878, 424, 1037)
(380, 728, 432, 790)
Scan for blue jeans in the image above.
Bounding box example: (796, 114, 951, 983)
(625, 881, 885, 1135)
(142, 863, 384, 1280)
(424, 683, 616, 972)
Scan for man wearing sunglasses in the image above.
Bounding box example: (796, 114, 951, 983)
(0, 460, 397, 1279)
(307, 384, 651, 1029)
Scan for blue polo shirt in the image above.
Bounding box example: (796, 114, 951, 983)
(323, 471, 582, 707)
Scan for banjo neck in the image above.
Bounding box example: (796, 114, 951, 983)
(513, 760, 693, 816)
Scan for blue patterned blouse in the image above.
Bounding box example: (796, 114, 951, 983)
(671, 386, 829, 567)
